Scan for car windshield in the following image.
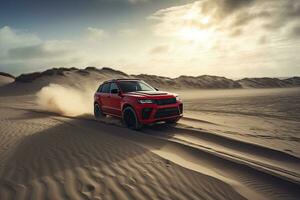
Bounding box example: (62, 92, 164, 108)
(118, 81, 156, 93)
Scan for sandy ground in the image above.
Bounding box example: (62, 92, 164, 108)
(0, 85, 299, 199)
(177, 88, 300, 157)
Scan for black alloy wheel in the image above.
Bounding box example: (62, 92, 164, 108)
(123, 107, 142, 130)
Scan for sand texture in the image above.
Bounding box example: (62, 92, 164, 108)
(0, 68, 299, 200)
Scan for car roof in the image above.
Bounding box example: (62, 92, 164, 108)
(102, 79, 142, 84)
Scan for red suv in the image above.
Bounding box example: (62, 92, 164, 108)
(94, 79, 183, 129)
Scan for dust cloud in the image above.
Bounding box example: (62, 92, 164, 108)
(36, 84, 95, 117)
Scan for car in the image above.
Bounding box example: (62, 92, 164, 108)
(94, 79, 183, 129)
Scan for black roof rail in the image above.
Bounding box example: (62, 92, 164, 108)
(117, 78, 141, 80)
(102, 78, 142, 84)
(112, 78, 141, 81)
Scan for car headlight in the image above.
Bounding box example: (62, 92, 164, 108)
(138, 99, 154, 104)
(176, 96, 181, 101)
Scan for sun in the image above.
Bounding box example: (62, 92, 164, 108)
(182, 9, 199, 20)
(179, 27, 211, 41)
(201, 16, 210, 25)
(179, 10, 212, 41)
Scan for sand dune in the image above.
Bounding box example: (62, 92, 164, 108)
(238, 77, 300, 88)
(0, 72, 14, 86)
(135, 74, 242, 89)
(0, 67, 299, 200)
(1, 67, 299, 95)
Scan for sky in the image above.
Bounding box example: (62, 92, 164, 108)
(0, 0, 300, 78)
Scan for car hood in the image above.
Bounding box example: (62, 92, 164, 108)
(124, 91, 177, 98)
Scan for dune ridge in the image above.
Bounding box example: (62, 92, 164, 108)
(238, 77, 300, 88)
(1, 67, 299, 92)
(0, 72, 15, 86)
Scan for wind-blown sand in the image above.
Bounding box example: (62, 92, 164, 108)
(0, 68, 299, 200)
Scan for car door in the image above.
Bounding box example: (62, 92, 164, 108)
(108, 82, 122, 116)
(99, 82, 111, 113)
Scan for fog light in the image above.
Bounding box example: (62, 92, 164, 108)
(142, 108, 153, 119)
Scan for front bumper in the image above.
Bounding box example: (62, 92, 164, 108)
(135, 102, 183, 124)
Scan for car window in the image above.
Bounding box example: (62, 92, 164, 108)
(101, 83, 110, 93)
(110, 82, 119, 93)
(97, 85, 102, 93)
(118, 81, 155, 93)
(140, 82, 155, 91)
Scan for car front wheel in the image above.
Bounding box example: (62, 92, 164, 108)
(123, 107, 142, 130)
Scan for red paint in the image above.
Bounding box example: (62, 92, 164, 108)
(94, 79, 183, 125)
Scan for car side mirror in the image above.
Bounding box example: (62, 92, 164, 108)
(155, 87, 159, 91)
(111, 89, 119, 94)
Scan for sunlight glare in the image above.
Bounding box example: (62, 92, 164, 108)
(179, 9, 212, 41)
(179, 27, 211, 42)
(201, 16, 210, 25)
(183, 9, 199, 20)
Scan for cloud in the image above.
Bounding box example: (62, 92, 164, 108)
(85, 27, 108, 40)
(231, 11, 270, 28)
(0, 26, 41, 54)
(230, 28, 242, 37)
(7, 41, 71, 60)
(1, 1, 299, 78)
(118, 28, 139, 37)
(0, 25, 140, 75)
(257, 35, 267, 45)
(219, 0, 255, 13)
(145, 0, 300, 77)
(290, 25, 300, 38)
(128, 0, 148, 4)
(149, 0, 300, 39)
(148, 44, 170, 54)
(0, 26, 82, 73)
(0, 26, 73, 58)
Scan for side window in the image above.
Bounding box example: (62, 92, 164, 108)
(110, 82, 119, 93)
(101, 83, 110, 93)
(97, 85, 102, 93)
(139, 82, 155, 91)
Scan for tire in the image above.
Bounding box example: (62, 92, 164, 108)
(123, 107, 142, 130)
(94, 104, 106, 119)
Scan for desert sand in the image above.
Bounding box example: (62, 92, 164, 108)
(0, 72, 14, 86)
(0, 68, 299, 200)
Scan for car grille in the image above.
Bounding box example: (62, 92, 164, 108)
(155, 107, 179, 118)
(155, 98, 177, 105)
